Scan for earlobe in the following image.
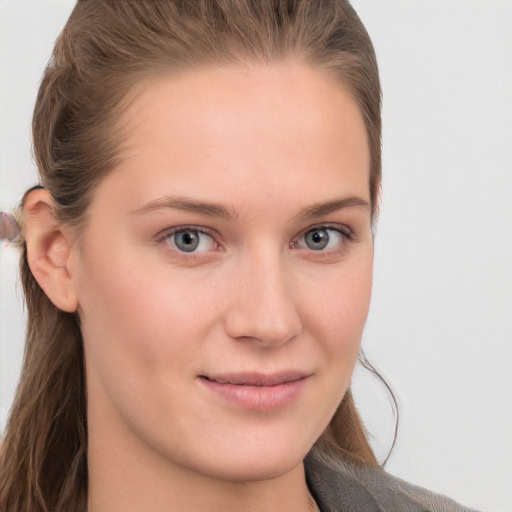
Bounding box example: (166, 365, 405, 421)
(24, 189, 78, 313)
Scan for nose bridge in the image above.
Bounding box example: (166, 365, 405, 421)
(224, 246, 303, 346)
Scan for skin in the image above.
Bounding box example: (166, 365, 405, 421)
(26, 61, 374, 512)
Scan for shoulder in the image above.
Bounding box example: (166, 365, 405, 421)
(305, 447, 480, 512)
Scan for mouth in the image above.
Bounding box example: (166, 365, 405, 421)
(198, 371, 311, 411)
(201, 371, 310, 386)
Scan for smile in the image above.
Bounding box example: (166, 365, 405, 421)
(199, 372, 311, 411)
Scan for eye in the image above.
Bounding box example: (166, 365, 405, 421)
(304, 229, 332, 250)
(165, 228, 217, 253)
(292, 226, 350, 252)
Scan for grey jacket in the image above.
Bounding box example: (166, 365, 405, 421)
(305, 448, 480, 512)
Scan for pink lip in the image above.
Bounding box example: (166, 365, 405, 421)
(199, 371, 311, 411)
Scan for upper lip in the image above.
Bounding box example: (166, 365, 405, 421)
(201, 371, 311, 387)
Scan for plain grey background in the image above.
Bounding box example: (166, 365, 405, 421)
(1, 1, 511, 511)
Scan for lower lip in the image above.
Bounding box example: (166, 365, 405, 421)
(199, 377, 309, 411)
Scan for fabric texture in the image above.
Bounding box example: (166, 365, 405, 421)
(305, 447, 480, 512)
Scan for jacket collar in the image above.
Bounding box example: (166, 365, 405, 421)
(305, 448, 381, 512)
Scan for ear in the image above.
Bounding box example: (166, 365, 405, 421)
(24, 189, 78, 313)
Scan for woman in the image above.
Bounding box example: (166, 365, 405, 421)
(0, 1, 477, 511)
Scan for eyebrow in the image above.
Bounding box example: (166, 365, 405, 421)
(132, 196, 238, 218)
(292, 196, 370, 222)
(132, 195, 369, 220)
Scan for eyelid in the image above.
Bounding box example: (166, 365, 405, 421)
(299, 223, 354, 238)
(156, 225, 223, 253)
(154, 223, 354, 254)
(290, 223, 354, 250)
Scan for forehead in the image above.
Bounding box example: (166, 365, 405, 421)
(101, 61, 370, 217)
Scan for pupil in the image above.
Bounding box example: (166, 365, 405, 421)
(305, 229, 329, 250)
(176, 230, 199, 252)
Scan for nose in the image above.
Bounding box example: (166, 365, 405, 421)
(223, 250, 303, 348)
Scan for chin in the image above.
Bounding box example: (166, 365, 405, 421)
(154, 425, 314, 484)
(192, 450, 306, 483)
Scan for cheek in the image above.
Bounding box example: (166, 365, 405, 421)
(75, 241, 223, 380)
(308, 256, 372, 329)
(75, 246, 172, 369)
(305, 257, 373, 367)
(295, 257, 373, 434)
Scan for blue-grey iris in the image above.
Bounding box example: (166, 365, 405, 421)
(305, 229, 329, 250)
(175, 230, 200, 252)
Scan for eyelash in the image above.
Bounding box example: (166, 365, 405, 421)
(157, 224, 354, 256)
(158, 226, 221, 256)
(290, 225, 354, 254)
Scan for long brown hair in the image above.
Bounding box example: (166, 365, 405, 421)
(0, 1, 382, 510)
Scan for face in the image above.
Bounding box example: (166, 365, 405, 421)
(69, 62, 374, 483)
